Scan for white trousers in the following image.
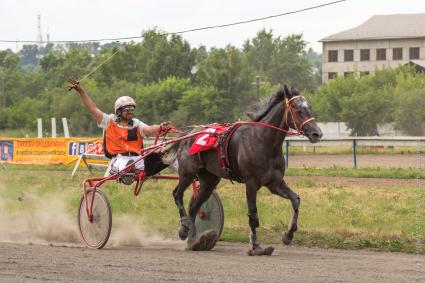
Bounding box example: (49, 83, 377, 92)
(105, 154, 145, 177)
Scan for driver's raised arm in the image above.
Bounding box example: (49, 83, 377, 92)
(68, 77, 104, 124)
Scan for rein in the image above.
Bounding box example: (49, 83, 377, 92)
(233, 95, 316, 137)
(233, 121, 301, 136)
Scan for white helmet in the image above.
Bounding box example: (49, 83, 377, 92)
(114, 96, 136, 114)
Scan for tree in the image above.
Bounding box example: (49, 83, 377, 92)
(306, 47, 322, 87)
(18, 45, 39, 68)
(268, 34, 315, 90)
(393, 70, 425, 135)
(243, 31, 317, 91)
(309, 75, 358, 122)
(195, 45, 255, 122)
(135, 76, 192, 124)
(243, 29, 274, 74)
(95, 29, 196, 85)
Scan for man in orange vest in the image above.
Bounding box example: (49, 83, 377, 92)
(68, 77, 170, 182)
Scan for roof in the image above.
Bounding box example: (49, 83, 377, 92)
(407, 60, 425, 72)
(320, 14, 425, 42)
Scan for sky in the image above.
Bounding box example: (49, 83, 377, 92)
(1, 0, 425, 53)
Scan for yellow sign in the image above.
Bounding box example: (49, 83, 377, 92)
(0, 138, 103, 165)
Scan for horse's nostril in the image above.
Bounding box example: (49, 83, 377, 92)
(312, 132, 322, 139)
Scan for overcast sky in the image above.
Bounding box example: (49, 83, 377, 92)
(1, 0, 425, 53)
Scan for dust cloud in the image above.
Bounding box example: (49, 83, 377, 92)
(0, 192, 182, 249)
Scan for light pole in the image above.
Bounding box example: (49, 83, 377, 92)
(252, 75, 264, 100)
(0, 76, 5, 108)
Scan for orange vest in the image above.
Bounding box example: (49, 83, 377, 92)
(104, 119, 143, 157)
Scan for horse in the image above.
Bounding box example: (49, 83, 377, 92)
(163, 85, 322, 255)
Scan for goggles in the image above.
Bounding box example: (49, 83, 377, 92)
(121, 106, 135, 113)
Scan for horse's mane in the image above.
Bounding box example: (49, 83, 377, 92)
(246, 90, 286, 122)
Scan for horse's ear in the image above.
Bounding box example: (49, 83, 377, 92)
(291, 86, 299, 96)
(283, 84, 292, 98)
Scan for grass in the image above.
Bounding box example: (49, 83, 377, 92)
(4, 163, 424, 179)
(286, 166, 425, 179)
(0, 166, 423, 253)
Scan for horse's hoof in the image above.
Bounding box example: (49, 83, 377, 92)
(247, 246, 274, 256)
(188, 230, 218, 251)
(282, 231, 293, 245)
(179, 216, 192, 240)
(263, 246, 274, 255)
(178, 225, 189, 240)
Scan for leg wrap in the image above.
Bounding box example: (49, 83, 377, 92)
(248, 214, 259, 229)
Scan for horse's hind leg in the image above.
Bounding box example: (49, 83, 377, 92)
(246, 180, 274, 256)
(267, 179, 300, 245)
(173, 174, 196, 240)
(186, 169, 220, 251)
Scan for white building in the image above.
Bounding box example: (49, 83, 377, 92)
(320, 13, 425, 82)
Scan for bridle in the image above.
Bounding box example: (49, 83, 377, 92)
(283, 95, 316, 134)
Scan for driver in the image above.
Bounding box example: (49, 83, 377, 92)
(68, 77, 170, 181)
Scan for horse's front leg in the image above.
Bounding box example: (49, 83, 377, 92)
(267, 178, 300, 245)
(172, 175, 195, 240)
(246, 180, 274, 256)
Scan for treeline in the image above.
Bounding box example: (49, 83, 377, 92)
(3, 28, 423, 137)
(307, 66, 425, 136)
(0, 29, 320, 137)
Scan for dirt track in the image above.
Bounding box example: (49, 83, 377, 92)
(1, 155, 423, 282)
(1, 241, 424, 282)
(288, 154, 422, 169)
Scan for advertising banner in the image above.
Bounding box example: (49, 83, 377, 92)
(0, 138, 104, 165)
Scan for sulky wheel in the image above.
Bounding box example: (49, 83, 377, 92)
(77, 189, 112, 249)
(195, 191, 224, 239)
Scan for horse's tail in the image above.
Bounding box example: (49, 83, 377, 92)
(161, 141, 179, 165)
(161, 128, 194, 165)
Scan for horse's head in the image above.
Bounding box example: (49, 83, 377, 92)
(283, 85, 322, 143)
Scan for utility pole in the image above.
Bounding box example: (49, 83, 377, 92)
(37, 14, 43, 48)
(252, 75, 264, 100)
(0, 75, 5, 108)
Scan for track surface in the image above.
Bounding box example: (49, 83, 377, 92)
(289, 154, 420, 168)
(1, 154, 423, 282)
(1, 241, 423, 282)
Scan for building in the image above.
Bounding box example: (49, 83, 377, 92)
(320, 13, 425, 82)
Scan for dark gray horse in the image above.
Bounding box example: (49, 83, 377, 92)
(163, 86, 322, 255)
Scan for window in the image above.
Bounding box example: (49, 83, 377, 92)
(328, 72, 337, 80)
(360, 71, 370, 77)
(344, 72, 353, 78)
(409, 47, 420, 59)
(360, 49, 370, 61)
(393, 48, 403, 60)
(328, 50, 338, 62)
(344, 50, 354, 61)
(376, 49, 386, 60)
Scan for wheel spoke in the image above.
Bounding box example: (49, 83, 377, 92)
(78, 189, 112, 249)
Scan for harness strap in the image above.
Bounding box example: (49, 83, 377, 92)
(221, 123, 242, 182)
(300, 117, 315, 130)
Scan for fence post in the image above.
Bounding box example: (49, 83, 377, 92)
(62, 118, 70, 138)
(353, 139, 357, 168)
(51, 117, 57, 138)
(37, 118, 42, 138)
(285, 141, 289, 169)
